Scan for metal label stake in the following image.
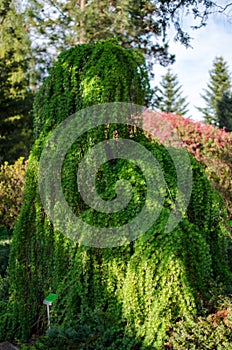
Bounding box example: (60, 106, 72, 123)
(43, 293, 57, 329)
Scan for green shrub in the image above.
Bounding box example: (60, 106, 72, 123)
(5, 41, 232, 348)
(0, 227, 11, 341)
(0, 158, 27, 229)
(0, 226, 12, 278)
(168, 296, 232, 349)
(21, 314, 144, 350)
(20, 297, 232, 349)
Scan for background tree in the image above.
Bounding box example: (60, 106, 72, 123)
(217, 92, 232, 132)
(153, 68, 189, 116)
(197, 56, 232, 128)
(0, 0, 34, 163)
(21, 0, 224, 72)
(0, 1, 230, 90)
(0, 0, 223, 154)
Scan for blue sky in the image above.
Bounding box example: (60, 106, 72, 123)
(152, 7, 232, 121)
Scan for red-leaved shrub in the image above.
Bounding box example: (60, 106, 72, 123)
(143, 110, 232, 218)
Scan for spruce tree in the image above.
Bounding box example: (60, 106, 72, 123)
(197, 56, 231, 127)
(154, 69, 189, 116)
(217, 92, 232, 132)
(0, 0, 34, 163)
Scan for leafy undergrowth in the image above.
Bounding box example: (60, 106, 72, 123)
(3, 43, 232, 349)
(167, 295, 232, 350)
(20, 295, 232, 350)
(0, 157, 28, 229)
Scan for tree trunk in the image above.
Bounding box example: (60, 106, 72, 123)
(79, 0, 86, 43)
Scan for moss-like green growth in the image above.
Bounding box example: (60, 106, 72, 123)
(3, 41, 232, 349)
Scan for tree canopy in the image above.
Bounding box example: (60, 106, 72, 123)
(19, 0, 232, 71)
(217, 91, 232, 132)
(3, 42, 232, 349)
(153, 68, 189, 116)
(2, 0, 227, 163)
(198, 56, 232, 129)
(0, 0, 34, 163)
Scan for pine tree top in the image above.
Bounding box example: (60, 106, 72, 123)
(153, 68, 189, 117)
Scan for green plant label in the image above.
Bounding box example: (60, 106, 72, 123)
(43, 293, 57, 305)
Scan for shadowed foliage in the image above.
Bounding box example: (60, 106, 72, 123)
(2, 42, 232, 349)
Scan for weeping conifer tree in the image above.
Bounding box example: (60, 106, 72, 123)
(3, 41, 232, 348)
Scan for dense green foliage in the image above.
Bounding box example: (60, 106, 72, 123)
(217, 92, 232, 132)
(153, 69, 189, 116)
(0, 226, 11, 330)
(198, 56, 232, 130)
(3, 40, 152, 341)
(2, 42, 232, 349)
(0, 159, 28, 314)
(0, 0, 34, 163)
(21, 297, 232, 349)
(1, 0, 230, 164)
(32, 40, 151, 140)
(0, 226, 11, 279)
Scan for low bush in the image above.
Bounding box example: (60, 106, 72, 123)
(0, 158, 27, 229)
(161, 113, 232, 218)
(143, 110, 232, 218)
(168, 296, 232, 349)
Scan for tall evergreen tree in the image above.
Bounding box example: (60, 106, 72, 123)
(22, 0, 218, 69)
(153, 68, 189, 116)
(197, 56, 232, 127)
(217, 92, 232, 132)
(4, 41, 232, 347)
(4, 0, 230, 85)
(0, 0, 34, 163)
